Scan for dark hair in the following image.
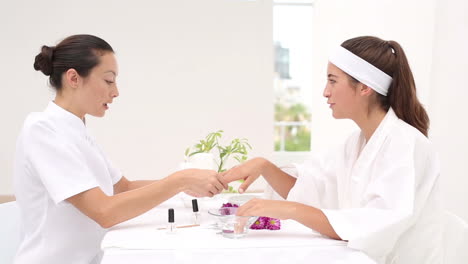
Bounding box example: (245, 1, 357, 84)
(341, 36, 430, 137)
(33, 34, 114, 91)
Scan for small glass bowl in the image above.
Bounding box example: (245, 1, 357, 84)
(207, 207, 257, 239)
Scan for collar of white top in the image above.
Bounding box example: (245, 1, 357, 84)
(329, 46, 393, 96)
(46, 101, 87, 136)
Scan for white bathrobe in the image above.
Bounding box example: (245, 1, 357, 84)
(286, 108, 442, 264)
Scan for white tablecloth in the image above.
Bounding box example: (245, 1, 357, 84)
(100, 194, 377, 264)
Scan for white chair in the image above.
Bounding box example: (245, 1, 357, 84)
(0, 201, 21, 264)
(443, 211, 468, 264)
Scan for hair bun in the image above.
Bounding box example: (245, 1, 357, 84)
(33, 45, 54, 76)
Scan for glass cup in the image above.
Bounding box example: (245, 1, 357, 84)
(208, 207, 256, 239)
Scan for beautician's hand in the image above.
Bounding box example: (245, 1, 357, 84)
(236, 198, 293, 220)
(219, 157, 266, 193)
(182, 169, 227, 197)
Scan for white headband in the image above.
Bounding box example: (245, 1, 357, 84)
(329, 46, 392, 96)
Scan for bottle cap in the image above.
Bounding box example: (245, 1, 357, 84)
(168, 208, 175, 223)
(192, 199, 199, 212)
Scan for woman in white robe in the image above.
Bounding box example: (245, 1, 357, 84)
(220, 36, 442, 264)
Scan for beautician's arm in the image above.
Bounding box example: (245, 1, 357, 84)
(113, 177, 155, 194)
(67, 169, 224, 228)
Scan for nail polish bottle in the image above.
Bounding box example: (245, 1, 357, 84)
(192, 199, 201, 225)
(167, 208, 176, 234)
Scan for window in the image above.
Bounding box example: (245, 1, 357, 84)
(273, 1, 314, 156)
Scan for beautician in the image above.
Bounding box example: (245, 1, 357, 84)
(221, 36, 442, 264)
(13, 34, 225, 264)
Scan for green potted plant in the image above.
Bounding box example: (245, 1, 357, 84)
(185, 130, 252, 193)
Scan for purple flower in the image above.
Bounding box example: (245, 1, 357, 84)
(218, 203, 281, 230)
(265, 218, 281, 230)
(221, 203, 239, 208)
(220, 208, 230, 216)
(220, 203, 239, 215)
(250, 217, 267, 229)
(249, 217, 281, 230)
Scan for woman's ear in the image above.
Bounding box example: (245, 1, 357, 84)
(64, 68, 80, 89)
(359, 84, 374, 97)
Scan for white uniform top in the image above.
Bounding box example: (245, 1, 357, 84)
(287, 108, 442, 264)
(13, 101, 122, 264)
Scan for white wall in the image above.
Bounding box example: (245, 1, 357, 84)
(429, 0, 468, 221)
(0, 0, 273, 194)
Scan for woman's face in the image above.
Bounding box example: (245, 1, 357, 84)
(323, 62, 360, 119)
(79, 52, 119, 117)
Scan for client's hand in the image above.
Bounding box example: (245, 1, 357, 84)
(182, 169, 227, 197)
(236, 198, 292, 220)
(218, 157, 266, 193)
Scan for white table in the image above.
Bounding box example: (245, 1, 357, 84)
(100, 194, 377, 264)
